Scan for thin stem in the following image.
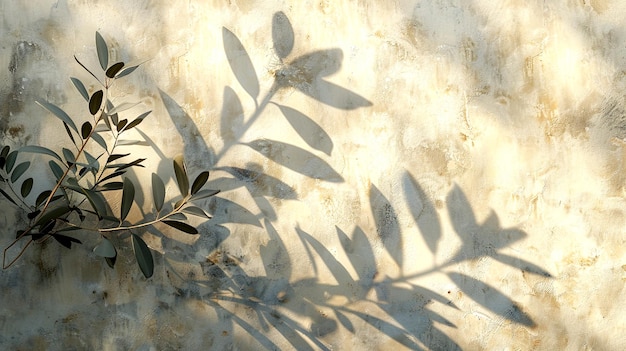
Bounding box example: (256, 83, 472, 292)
(39, 92, 107, 214)
(99, 197, 187, 233)
(2, 238, 33, 269)
(3, 88, 108, 269)
(0, 174, 31, 210)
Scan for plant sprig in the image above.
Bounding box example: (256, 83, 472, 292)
(1, 32, 219, 278)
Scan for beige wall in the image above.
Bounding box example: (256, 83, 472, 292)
(1, 0, 626, 350)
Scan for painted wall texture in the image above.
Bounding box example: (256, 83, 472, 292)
(1, 0, 626, 350)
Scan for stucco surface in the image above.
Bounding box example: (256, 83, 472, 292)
(1, 1, 626, 350)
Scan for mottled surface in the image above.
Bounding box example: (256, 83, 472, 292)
(1, 1, 626, 350)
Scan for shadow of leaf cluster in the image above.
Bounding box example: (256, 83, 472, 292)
(149, 11, 552, 350)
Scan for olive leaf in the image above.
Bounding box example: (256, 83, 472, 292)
(20, 145, 62, 162)
(93, 237, 116, 258)
(120, 178, 135, 221)
(89, 90, 103, 115)
(162, 220, 198, 235)
(173, 154, 189, 197)
(181, 206, 211, 219)
(191, 171, 210, 195)
(106, 62, 124, 78)
(95, 31, 109, 71)
(132, 234, 153, 278)
(70, 77, 89, 101)
(20, 178, 33, 197)
(36, 99, 78, 133)
(152, 173, 165, 212)
(5, 150, 18, 172)
(81, 122, 93, 139)
(10, 162, 30, 183)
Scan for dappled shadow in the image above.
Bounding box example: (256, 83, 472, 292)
(154, 175, 549, 349)
(146, 11, 551, 350)
(0, 5, 563, 351)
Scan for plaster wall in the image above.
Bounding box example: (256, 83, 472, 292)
(1, 0, 626, 350)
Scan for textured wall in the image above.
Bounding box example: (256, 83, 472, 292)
(1, 0, 626, 350)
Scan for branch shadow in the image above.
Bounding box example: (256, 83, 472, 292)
(125, 10, 550, 351)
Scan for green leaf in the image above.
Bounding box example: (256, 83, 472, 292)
(35, 190, 52, 207)
(123, 110, 152, 131)
(49, 161, 65, 180)
(21, 178, 33, 197)
(116, 119, 127, 132)
(36, 99, 78, 133)
(5, 150, 18, 172)
(191, 171, 210, 195)
(96, 182, 123, 191)
(63, 122, 77, 147)
(115, 64, 140, 79)
(62, 148, 76, 166)
(167, 213, 188, 221)
(95, 31, 108, 71)
(105, 252, 117, 268)
(131, 234, 153, 278)
(93, 237, 116, 258)
(108, 101, 140, 115)
(52, 234, 82, 249)
(98, 113, 112, 131)
(107, 153, 129, 163)
(78, 166, 88, 178)
(181, 205, 211, 219)
(20, 145, 62, 162)
(162, 220, 198, 234)
(106, 158, 146, 171)
(35, 206, 72, 226)
(174, 198, 185, 210)
(151, 173, 165, 212)
(83, 151, 101, 172)
(11, 161, 30, 183)
(85, 188, 108, 219)
(89, 90, 103, 115)
(74, 55, 102, 85)
(70, 77, 90, 101)
(116, 140, 149, 146)
(123, 118, 141, 131)
(63, 177, 80, 190)
(105, 62, 124, 78)
(173, 154, 189, 197)
(27, 210, 41, 220)
(81, 121, 93, 139)
(190, 189, 220, 201)
(1, 145, 10, 158)
(91, 132, 108, 150)
(98, 170, 126, 183)
(120, 178, 135, 221)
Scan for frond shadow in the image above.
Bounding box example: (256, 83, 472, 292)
(153, 10, 549, 351)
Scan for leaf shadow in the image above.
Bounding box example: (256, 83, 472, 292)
(369, 184, 403, 267)
(272, 102, 334, 156)
(245, 139, 343, 183)
(444, 183, 552, 277)
(144, 10, 551, 351)
(274, 48, 372, 110)
(402, 171, 441, 256)
(222, 27, 260, 103)
(158, 89, 217, 170)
